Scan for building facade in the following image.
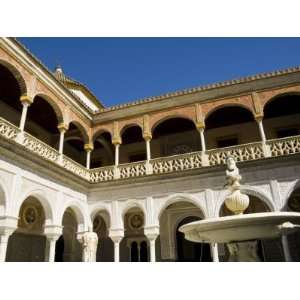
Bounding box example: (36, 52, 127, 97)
(0, 37, 300, 262)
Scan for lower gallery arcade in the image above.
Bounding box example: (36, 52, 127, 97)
(1, 179, 300, 262)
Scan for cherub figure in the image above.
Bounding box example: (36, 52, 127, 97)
(225, 155, 241, 191)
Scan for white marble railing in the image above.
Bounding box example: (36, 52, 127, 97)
(62, 156, 90, 180)
(119, 161, 147, 179)
(267, 135, 300, 157)
(23, 132, 60, 163)
(90, 165, 115, 183)
(0, 118, 19, 141)
(152, 151, 203, 175)
(207, 142, 265, 166)
(0, 117, 299, 183)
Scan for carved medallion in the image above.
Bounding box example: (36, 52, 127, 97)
(23, 206, 38, 225)
(129, 214, 144, 230)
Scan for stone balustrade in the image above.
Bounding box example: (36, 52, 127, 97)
(0, 117, 299, 183)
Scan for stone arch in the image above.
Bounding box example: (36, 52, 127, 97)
(67, 120, 90, 144)
(283, 179, 300, 210)
(215, 185, 275, 217)
(32, 93, 65, 124)
(16, 189, 55, 226)
(204, 102, 255, 122)
(92, 128, 113, 143)
(262, 91, 300, 111)
(119, 122, 143, 137)
(157, 193, 207, 222)
(151, 114, 197, 135)
(0, 59, 27, 96)
(58, 201, 88, 232)
(121, 200, 147, 226)
(90, 204, 111, 229)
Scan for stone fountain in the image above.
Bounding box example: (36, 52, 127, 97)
(179, 155, 300, 262)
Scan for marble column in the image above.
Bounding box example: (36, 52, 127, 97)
(84, 143, 94, 169)
(114, 143, 120, 167)
(19, 95, 33, 132)
(57, 123, 68, 155)
(0, 232, 11, 262)
(145, 138, 151, 161)
(198, 127, 206, 152)
(113, 239, 121, 262)
(45, 235, 60, 262)
(256, 117, 267, 143)
(210, 243, 219, 262)
(281, 234, 292, 262)
(145, 227, 159, 262)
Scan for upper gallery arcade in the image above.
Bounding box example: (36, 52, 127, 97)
(0, 37, 300, 262)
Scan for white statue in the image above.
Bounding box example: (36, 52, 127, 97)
(225, 155, 241, 191)
(81, 226, 98, 262)
(224, 155, 249, 215)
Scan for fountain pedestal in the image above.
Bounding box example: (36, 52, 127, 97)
(227, 241, 261, 262)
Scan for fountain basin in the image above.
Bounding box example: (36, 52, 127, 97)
(179, 212, 300, 244)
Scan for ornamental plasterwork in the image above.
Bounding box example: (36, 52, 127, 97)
(23, 206, 38, 225)
(128, 213, 144, 231)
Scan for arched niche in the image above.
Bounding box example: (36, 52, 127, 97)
(205, 105, 259, 149)
(64, 122, 88, 166)
(0, 62, 24, 126)
(120, 207, 147, 262)
(263, 94, 300, 139)
(91, 131, 114, 168)
(55, 208, 82, 262)
(6, 196, 47, 262)
(159, 200, 210, 262)
(25, 95, 61, 148)
(92, 211, 114, 262)
(151, 117, 200, 158)
(120, 125, 145, 164)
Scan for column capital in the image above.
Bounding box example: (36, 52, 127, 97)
(84, 143, 94, 152)
(112, 137, 122, 146)
(254, 113, 264, 122)
(44, 225, 63, 240)
(57, 122, 69, 132)
(109, 228, 124, 243)
(143, 133, 152, 141)
(144, 225, 159, 240)
(20, 95, 33, 106)
(196, 121, 205, 130)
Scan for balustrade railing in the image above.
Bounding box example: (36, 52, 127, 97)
(267, 135, 300, 157)
(62, 156, 90, 180)
(0, 117, 299, 183)
(0, 118, 19, 141)
(90, 165, 115, 183)
(152, 151, 203, 175)
(23, 132, 60, 163)
(119, 161, 147, 179)
(207, 142, 265, 166)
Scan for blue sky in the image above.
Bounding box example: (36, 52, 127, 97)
(19, 38, 300, 107)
